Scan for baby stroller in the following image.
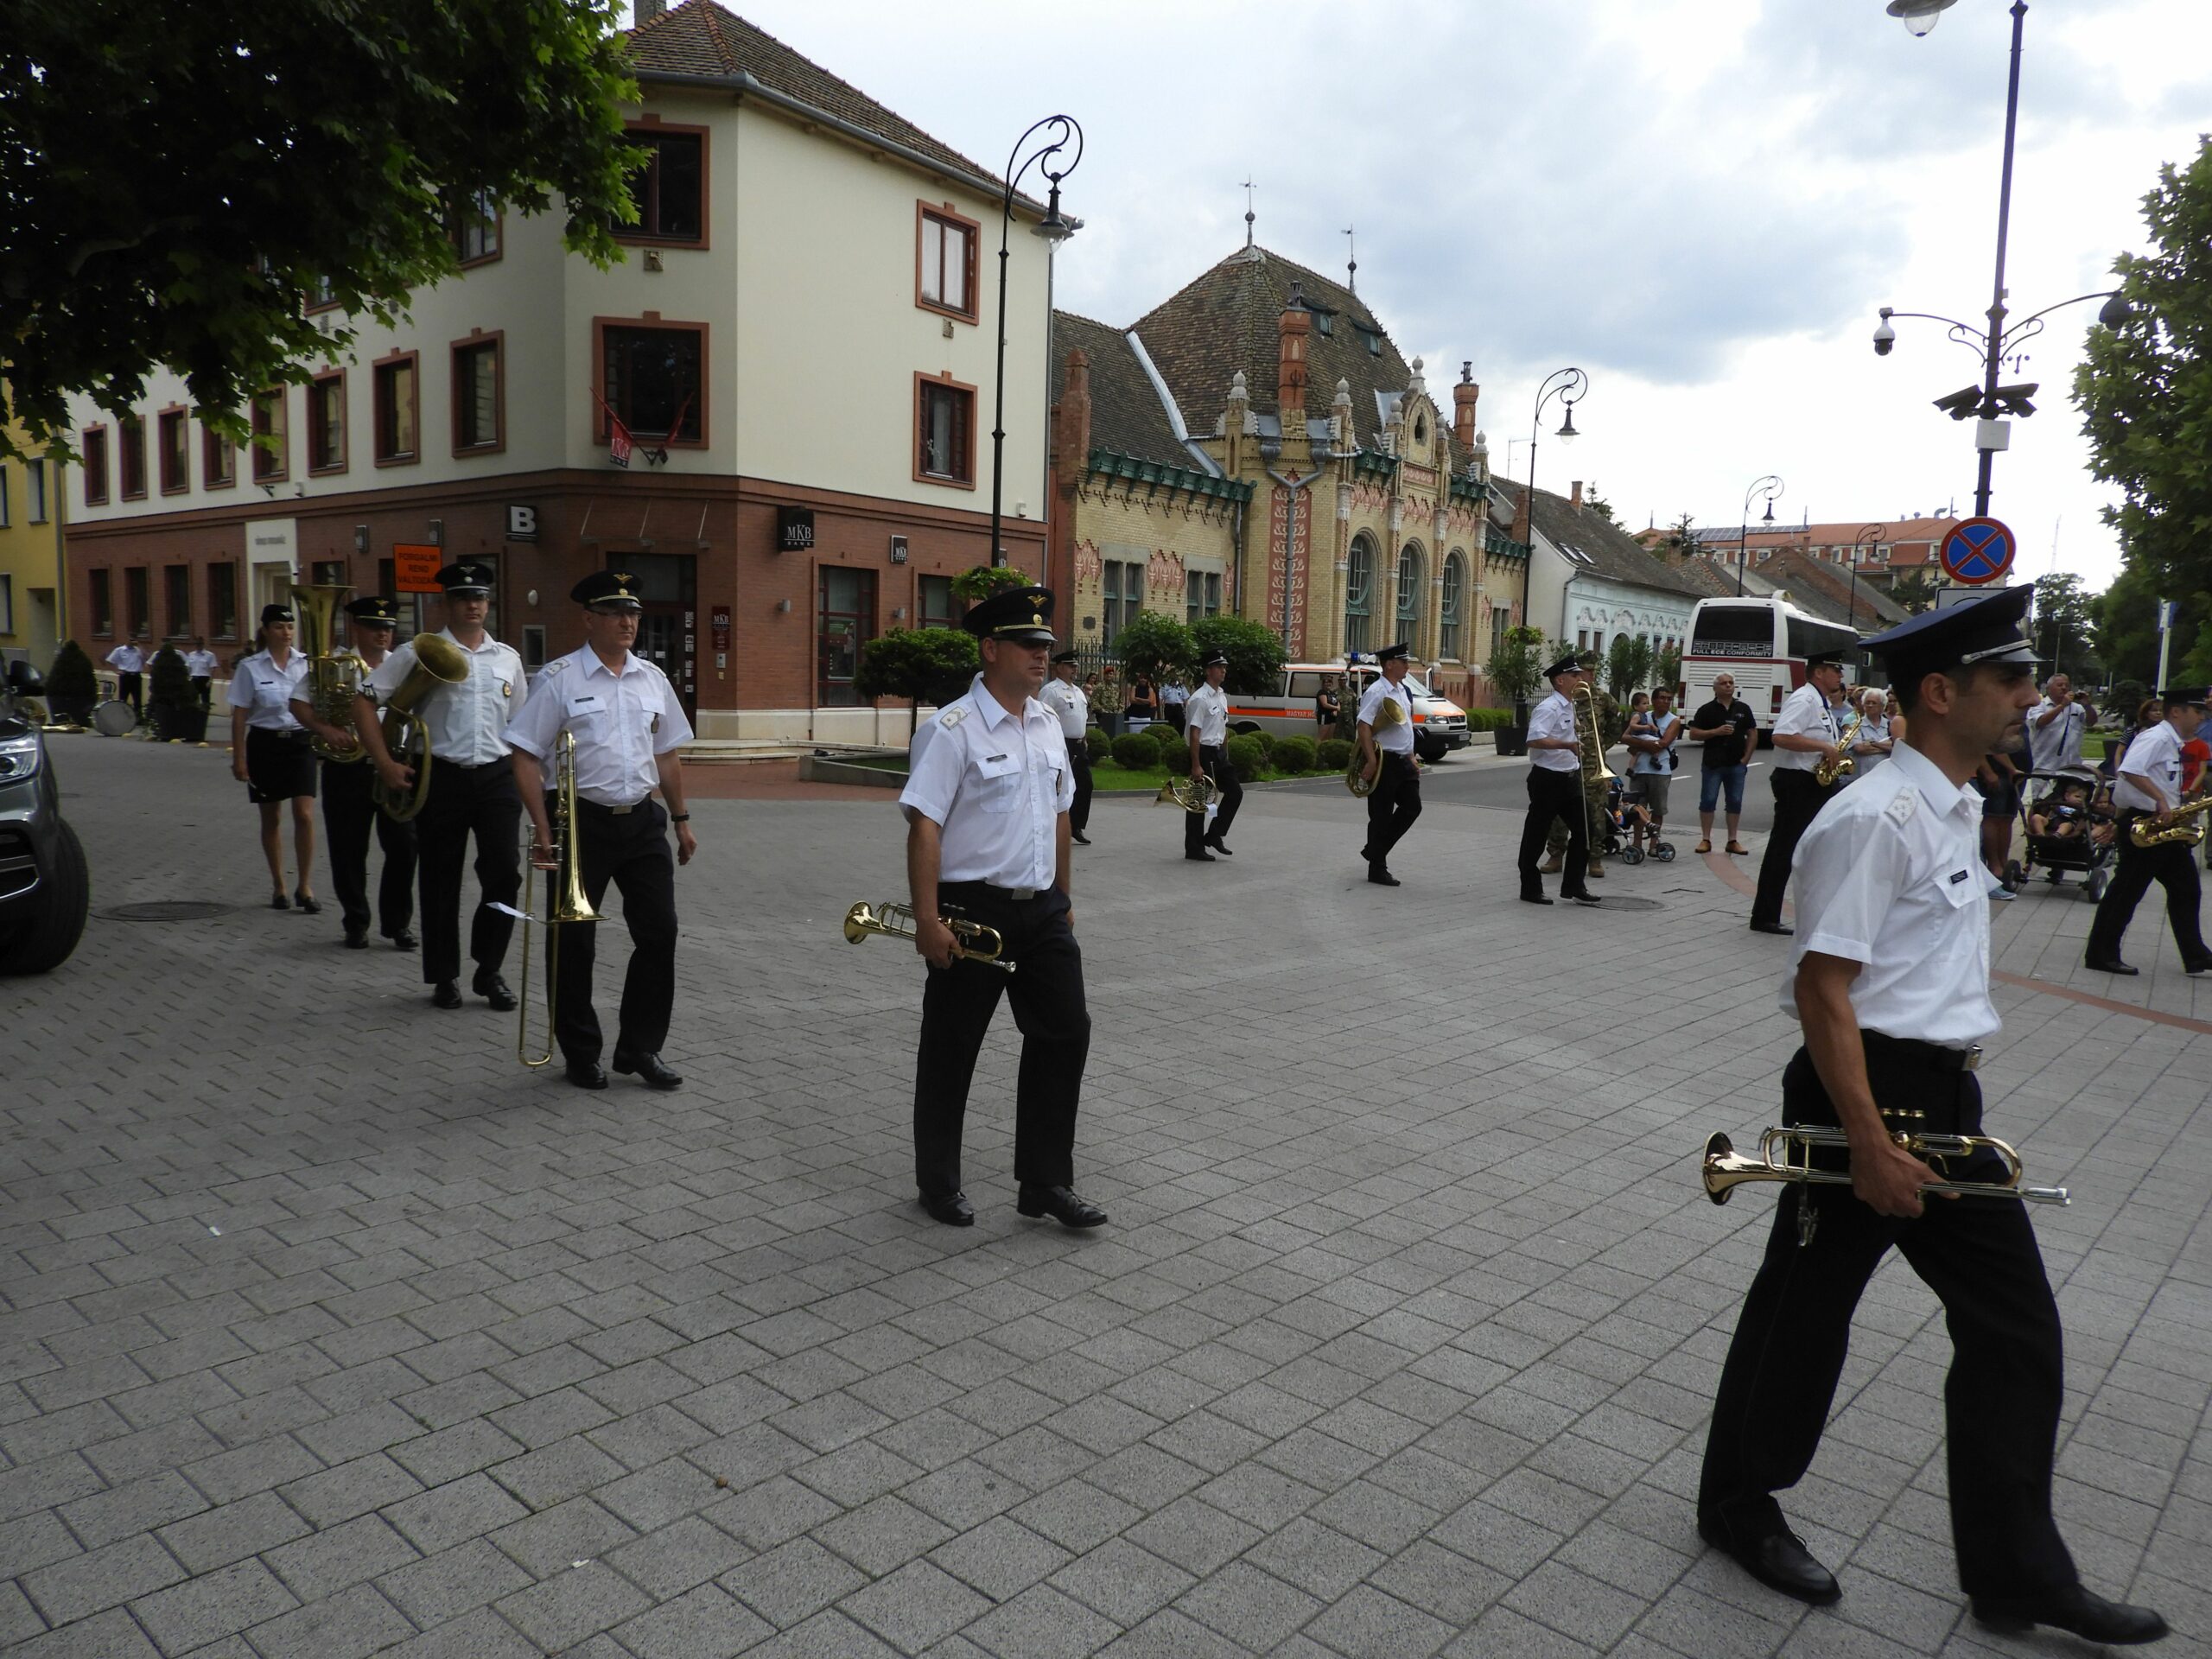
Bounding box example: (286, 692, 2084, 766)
(2017, 765, 2114, 902)
(1608, 775, 1676, 866)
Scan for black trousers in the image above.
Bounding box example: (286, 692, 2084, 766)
(1519, 766, 1586, 894)
(2086, 814, 2208, 965)
(1363, 752, 1422, 868)
(322, 759, 416, 938)
(1185, 743, 1243, 853)
(913, 881, 1088, 1198)
(191, 677, 212, 710)
(413, 760, 521, 985)
(1068, 745, 1093, 836)
(1751, 770, 1840, 927)
(1700, 1040, 2075, 1601)
(116, 671, 143, 717)
(552, 798, 679, 1062)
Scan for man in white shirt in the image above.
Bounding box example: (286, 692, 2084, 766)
(292, 596, 416, 951)
(509, 571, 696, 1091)
(1182, 651, 1241, 861)
(105, 639, 146, 721)
(1516, 653, 1598, 906)
(353, 561, 527, 1012)
(2083, 684, 2208, 976)
(1749, 651, 1850, 935)
(1699, 587, 2167, 1648)
(1159, 673, 1189, 735)
(1039, 650, 1092, 844)
(898, 586, 1105, 1232)
(1353, 643, 1422, 887)
(182, 638, 220, 709)
(2025, 672, 2096, 776)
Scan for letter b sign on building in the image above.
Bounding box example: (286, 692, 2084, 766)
(505, 505, 538, 543)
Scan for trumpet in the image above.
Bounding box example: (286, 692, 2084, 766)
(1700, 1127, 2069, 1207)
(370, 632, 470, 823)
(1156, 773, 1223, 814)
(519, 730, 604, 1068)
(2129, 791, 2212, 848)
(1346, 692, 1404, 796)
(843, 900, 1013, 972)
(1815, 708, 1865, 786)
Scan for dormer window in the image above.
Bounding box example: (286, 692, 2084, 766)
(1413, 415, 1427, 445)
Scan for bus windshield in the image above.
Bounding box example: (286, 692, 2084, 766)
(1690, 605, 1777, 658)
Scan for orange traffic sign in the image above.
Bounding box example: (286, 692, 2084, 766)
(391, 543, 442, 594)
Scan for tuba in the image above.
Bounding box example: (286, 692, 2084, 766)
(290, 582, 365, 763)
(519, 731, 604, 1067)
(2130, 790, 2212, 848)
(1347, 681, 1406, 796)
(371, 633, 471, 823)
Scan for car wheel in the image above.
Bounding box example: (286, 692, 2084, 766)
(0, 819, 89, 975)
(1415, 737, 1445, 763)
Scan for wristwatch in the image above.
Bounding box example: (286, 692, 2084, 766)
(670, 812, 690, 823)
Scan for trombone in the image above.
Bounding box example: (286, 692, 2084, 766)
(519, 731, 604, 1067)
(1700, 1127, 2069, 1207)
(843, 900, 1013, 972)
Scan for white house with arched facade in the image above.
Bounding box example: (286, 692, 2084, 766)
(1493, 478, 1704, 670)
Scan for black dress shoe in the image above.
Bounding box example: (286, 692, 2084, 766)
(390, 929, 418, 951)
(1205, 837, 1233, 856)
(1972, 1586, 2169, 1645)
(1185, 849, 1217, 862)
(1360, 843, 1375, 863)
(2183, 957, 2211, 976)
(1749, 920, 1794, 936)
(1368, 867, 1401, 887)
(294, 891, 321, 915)
(1565, 891, 1602, 907)
(2085, 957, 2139, 976)
(920, 1190, 975, 1226)
(1017, 1185, 1109, 1228)
(565, 1058, 608, 1090)
(270, 892, 290, 911)
(431, 980, 464, 1009)
(1071, 831, 1091, 845)
(342, 926, 369, 950)
(612, 1049, 683, 1090)
(1519, 891, 1554, 906)
(1698, 1517, 1840, 1606)
(473, 970, 518, 1011)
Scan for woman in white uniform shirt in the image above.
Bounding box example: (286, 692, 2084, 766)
(227, 602, 320, 912)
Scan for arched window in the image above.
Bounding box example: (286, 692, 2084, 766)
(1440, 551, 1466, 659)
(1395, 543, 1423, 640)
(1344, 534, 1375, 654)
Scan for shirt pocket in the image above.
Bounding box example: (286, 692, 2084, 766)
(973, 752, 1023, 813)
(1931, 864, 1980, 911)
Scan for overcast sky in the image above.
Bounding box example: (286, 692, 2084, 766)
(642, 0, 2209, 594)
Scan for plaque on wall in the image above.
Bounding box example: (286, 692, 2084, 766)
(775, 506, 816, 553)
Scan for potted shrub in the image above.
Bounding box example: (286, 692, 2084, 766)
(44, 640, 99, 728)
(148, 645, 207, 742)
(855, 627, 980, 740)
(1488, 625, 1547, 755)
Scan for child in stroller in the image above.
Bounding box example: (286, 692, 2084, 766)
(1609, 775, 1675, 865)
(2020, 765, 2115, 900)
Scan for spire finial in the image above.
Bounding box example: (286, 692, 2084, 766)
(1344, 225, 1357, 293)
(1242, 178, 1255, 250)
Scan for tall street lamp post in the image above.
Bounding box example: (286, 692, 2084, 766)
(1872, 1, 2128, 518)
(1850, 524, 1887, 631)
(989, 116, 1082, 568)
(1735, 476, 1783, 597)
(1517, 367, 1587, 642)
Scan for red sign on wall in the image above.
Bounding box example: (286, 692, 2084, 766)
(391, 543, 442, 594)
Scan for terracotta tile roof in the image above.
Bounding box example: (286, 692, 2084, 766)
(1746, 547, 1907, 629)
(1491, 480, 1709, 601)
(624, 2, 1001, 192)
(1051, 312, 1195, 472)
(1128, 245, 1469, 473)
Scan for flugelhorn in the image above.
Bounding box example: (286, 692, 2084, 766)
(1347, 691, 1404, 796)
(1156, 774, 1223, 814)
(519, 730, 604, 1068)
(843, 900, 1013, 972)
(371, 633, 470, 823)
(1700, 1127, 2069, 1206)
(2129, 791, 2212, 848)
(1815, 708, 1865, 786)
(290, 582, 365, 763)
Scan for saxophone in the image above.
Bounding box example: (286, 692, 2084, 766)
(2130, 791, 2212, 848)
(290, 582, 365, 763)
(1815, 707, 1865, 786)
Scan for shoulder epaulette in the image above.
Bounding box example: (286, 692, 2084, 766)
(1885, 789, 1918, 827)
(938, 704, 968, 729)
(538, 657, 570, 678)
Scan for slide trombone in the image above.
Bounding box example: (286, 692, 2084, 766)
(518, 731, 603, 1067)
(843, 899, 1013, 972)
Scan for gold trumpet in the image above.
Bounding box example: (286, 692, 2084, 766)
(1346, 692, 1405, 797)
(1700, 1127, 2069, 1206)
(290, 582, 365, 763)
(370, 633, 470, 822)
(1815, 708, 1865, 786)
(1156, 773, 1224, 814)
(2129, 791, 2212, 848)
(843, 900, 1013, 973)
(519, 730, 604, 1068)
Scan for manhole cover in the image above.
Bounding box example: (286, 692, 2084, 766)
(1584, 895, 1664, 912)
(104, 901, 234, 922)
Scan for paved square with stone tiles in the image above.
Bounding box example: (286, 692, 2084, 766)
(5, 734, 2208, 1658)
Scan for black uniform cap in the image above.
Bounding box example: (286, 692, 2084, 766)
(1543, 653, 1582, 681)
(1200, 650, 1230, 668)
(346, 596, 400, 626)
(1860, 585, 2036, 686)
(1376, 641, 1410, 663)
(260, 603, 295, 626)
(2159, 684, 2209, 708)
(1050, 649, 1079, 665)
(572, 570, 645, 611)
(961, 586, 1056, 645)
(434, 560, 495, 596)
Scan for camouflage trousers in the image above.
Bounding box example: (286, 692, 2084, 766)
(1544, 772, 1611, 861)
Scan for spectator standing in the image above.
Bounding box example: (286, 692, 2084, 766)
(1689, 673, 1758, 855)
(1627, 685, 1684, 848)
(1314, 673, 1342, 737)
(1159, 673, 1188, 734)
(182, 637, 219, 709)
(1126, 675, 1157, 728)
(1974, 747, 2028, 899)
(1850, 688, 1894, 777)
(2025, 674, 2096, 776)
(105, 639, 146, 720)
(2107, 697, 2162, 781)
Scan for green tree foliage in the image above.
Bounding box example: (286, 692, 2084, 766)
(1656, 641, 1683, 692)
(1604, 634, 1654, 700)
(853, 628, 978, 736)
(1890, 570, 1942, 615)
(2029, 574, 2101, 680)
(2091, 561, 2169, 686)
(1, 0, 645, 456)
(1662, 513, 1700, 562)
(1582, 486, 1618, 525)
(1113, 612, 1194, 689)
(949, 565, 1035, 602)
(1488, 624, 1548, 711)
(1191, 614, 1287, 696)
(2074, 137, 2212, 683)
(45, 639, 98, 703)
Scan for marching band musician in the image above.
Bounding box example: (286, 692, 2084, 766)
(228, 602, 320, 912)
(1356, 642, 1421, 887)
(896, 586, 1106, 1231)
(2082, 683, 2209, 977)
(292, 596, 416, 952)
(1183, 650, 1242, 862)
(1748, 649, 1850, 936)
(506, 572, 696, 1090)
(1697, 588, 2168, 1646)
(353, 561, 527, 1013)
(1516, 653, 1598, 906)
(1039, 649, 1093, 845)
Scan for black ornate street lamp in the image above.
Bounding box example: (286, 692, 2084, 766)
(1872, 1, 2129, 518)
(1850, 524, 1887, 631)
(1735, 475, 1783, 596)
(988, 116, 1082, 568)
(1516, 367, 1587, 640)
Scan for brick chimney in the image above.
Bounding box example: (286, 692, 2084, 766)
(1278, 287, 1311, 420)
(634, 0, 665, 23)
(1453, 362, 1479, 451)
(1570, 480, 1584, 513)
(1510, 485, 1530, 547)
(1049, 346, 1090, 609)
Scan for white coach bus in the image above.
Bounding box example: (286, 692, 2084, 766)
(1682, 594, 1864, 741)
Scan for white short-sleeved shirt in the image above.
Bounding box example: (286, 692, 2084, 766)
(1358, 676, 1415, 754)
(2027, 698, 2091, 772)
(1160, 682, 1188, 709)
(1773, 683, 1839, 772)
(365, 629, 525, 765)
(1038, 677, 1088, 741)
(106, 645, 144, 673)
(1186, 683, 1230, 747)
(226, 649, 309, 733)
(183, 649, 219, 677)
(1851, 713, 1891, 775)
(899, 675, 1072, 890)
(1782, 741, 1996, 1048)
(504, 645, 692, 807)
(1527, 689, 1578, 772)
(2113, 720, 2183, 814)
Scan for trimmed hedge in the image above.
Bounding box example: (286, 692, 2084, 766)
(1317, 737, 1354, 772)
(1272, 734, 1318, 772)
(1247, 728, 1277, 760)
(1224, 734, 1266, 777)
(1109, 733, 1159, 770)
(1464, 708, 1516, 731)
(1083, 726, 1108, 760)
(1148, 721, 1188, 761)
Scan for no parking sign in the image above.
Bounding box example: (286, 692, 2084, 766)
(1940, 518, 2017, 585)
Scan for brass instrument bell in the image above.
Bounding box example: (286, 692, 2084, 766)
(843, 899, 1013, 972)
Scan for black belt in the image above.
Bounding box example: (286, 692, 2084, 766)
(941, 878, 1046, 902)
(1862, 1029, 1982, 1073)
(575, 797, 653, 817)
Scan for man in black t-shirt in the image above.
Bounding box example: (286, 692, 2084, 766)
(1688, 672, 1758, 855)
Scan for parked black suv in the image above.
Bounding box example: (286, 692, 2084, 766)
(0, 660, 89, 974)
